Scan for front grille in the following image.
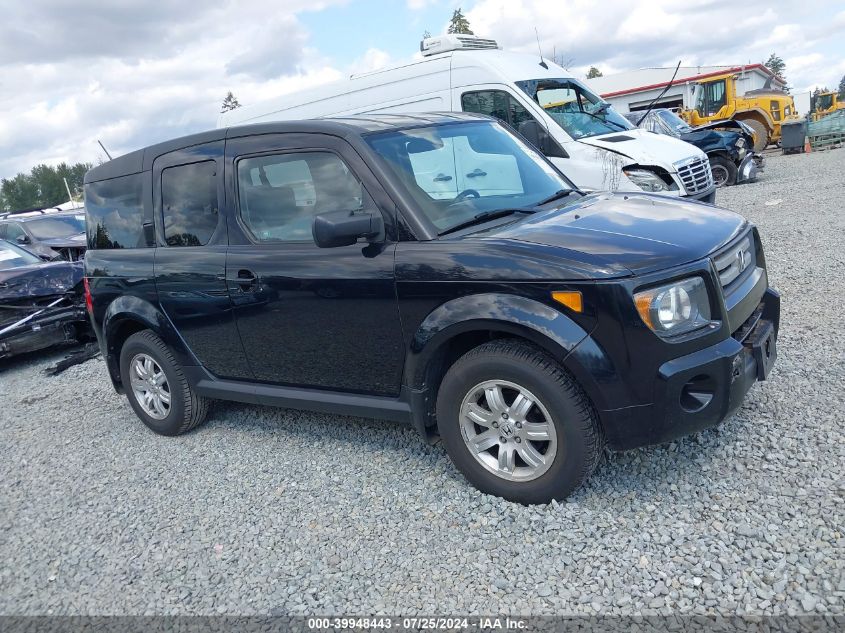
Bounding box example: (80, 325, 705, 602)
(713, 234, 756, 292)
(675, 156, 714, 194)
(55, 247, 86, 261)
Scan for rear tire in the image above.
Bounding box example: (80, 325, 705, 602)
(709, 156, 738, 187)
(119, 330, 209, 436)
(436, 340, 603, 504)
(740, 118, 769, 152)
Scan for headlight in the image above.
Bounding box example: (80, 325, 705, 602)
(623, 168, 672, 192)
(735, 137, 747, 159)
(634, 277, 713, 337)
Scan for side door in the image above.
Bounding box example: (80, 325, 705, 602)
(152, 142, 252, 379)
(224, 133, 405, 396)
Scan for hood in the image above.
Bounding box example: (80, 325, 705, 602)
(577, 128, 703, 167)
(38, 233, 87, 249)
(488, 192, 747, 275)
(0, 260, 84, 300)
(692, 119, 745, 133)
(680, 129, 741, 153)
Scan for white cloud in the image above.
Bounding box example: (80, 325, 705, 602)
(466, 0, 843, 86)
(0, 0, 349, 179)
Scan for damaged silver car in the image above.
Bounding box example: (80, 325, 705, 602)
(0, 240, 91, 361)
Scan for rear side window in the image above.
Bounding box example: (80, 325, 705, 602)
(84, 173, 145, 249)
(161, 161, 219, 246)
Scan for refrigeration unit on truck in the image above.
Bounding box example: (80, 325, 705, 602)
(219, 35, 716, 203)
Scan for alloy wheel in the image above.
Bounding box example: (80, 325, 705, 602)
(459, 380, 557, 482)
(129, 353, 171, 420)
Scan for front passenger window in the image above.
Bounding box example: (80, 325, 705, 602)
(237, 152, 364, 242)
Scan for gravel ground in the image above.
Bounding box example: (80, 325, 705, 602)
(1, 149, 843, 616)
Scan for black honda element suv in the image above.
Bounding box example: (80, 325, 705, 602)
(84, 113, 779, 503)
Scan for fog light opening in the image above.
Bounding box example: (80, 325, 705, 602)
(680, 374, 716, 413)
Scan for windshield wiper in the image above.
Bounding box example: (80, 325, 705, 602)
(439, 209, 532, 236)
(535, 189, 576, 206)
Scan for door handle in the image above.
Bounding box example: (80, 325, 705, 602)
(466, 169, 487, 178)
(433, 173, 453, 182)
(227, 269, 259, 292)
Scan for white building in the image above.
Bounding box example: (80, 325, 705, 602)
(585, 64, 786, 114)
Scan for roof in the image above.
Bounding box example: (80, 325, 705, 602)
(0, 207, 84, 221)
(220, 48, 577, 128)
(84, 113, 490, 183)
(586, 64, 782, 99)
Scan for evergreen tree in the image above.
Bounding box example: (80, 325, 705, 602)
(221, 91, 242, 113)
(838, 74, 845, 98)
(447, 8, 473, 35)
(763, 53, 786, 80)
(586, 66, 603, 79)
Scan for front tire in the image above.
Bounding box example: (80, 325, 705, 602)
(709, 156, 738, 187)
(436, 340, 603, 504)
(119, 330, 209, 436)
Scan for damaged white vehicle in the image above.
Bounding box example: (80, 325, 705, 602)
(220, 34, 715, 203)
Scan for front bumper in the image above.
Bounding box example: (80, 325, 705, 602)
(600, 288, 780, 450)
(687, 186, 716, 204)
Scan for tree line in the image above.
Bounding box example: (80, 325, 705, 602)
(0, 162, 92, 212)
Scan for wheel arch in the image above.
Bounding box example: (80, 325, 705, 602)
(403, 293, 597, 436)
(102, 295, 196, 392)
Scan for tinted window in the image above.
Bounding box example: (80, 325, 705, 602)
(85, 173, 145, 249)
(462, 90, 535, 130)
(161, 161, 219, 247)
(237, 152, 363, 242)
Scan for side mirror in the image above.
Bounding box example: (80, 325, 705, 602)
(15, 234, 29, 245)
(312, 209, 383, 248)
(517, 120, 567, 158)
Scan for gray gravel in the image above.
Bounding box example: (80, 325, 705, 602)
(2, 149, 844, 616)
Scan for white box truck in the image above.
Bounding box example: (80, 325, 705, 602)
(219, 35, 715, 203)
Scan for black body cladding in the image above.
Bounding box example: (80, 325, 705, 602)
(84, 114, 779, 451)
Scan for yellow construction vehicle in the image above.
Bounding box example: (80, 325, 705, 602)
(679, 71, 798, 152)
(811, 91, 845, 121)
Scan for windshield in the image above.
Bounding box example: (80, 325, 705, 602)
(0, 240, 41, 269)
(817, 94, 833, 110)
(366, 121, 572, 234)
(25, 215, 86, 239)
(516, 78, 634, 139)
(656, 110, 692, 135)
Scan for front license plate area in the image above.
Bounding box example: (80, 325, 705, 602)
(749, 321, 777, 381)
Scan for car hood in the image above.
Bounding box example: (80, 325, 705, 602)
(38, 233, 87, 249)
(680, 129, 740, 151)
(488, 192, 747, 275)
(0, 260, 84, 300)
(578, 128, 703, 168)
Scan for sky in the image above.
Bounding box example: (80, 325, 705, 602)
(1, 0, 843, 181)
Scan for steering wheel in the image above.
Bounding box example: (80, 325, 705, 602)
(453, 189, 480, 203)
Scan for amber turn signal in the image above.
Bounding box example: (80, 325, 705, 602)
(551, 290, 583, 313)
